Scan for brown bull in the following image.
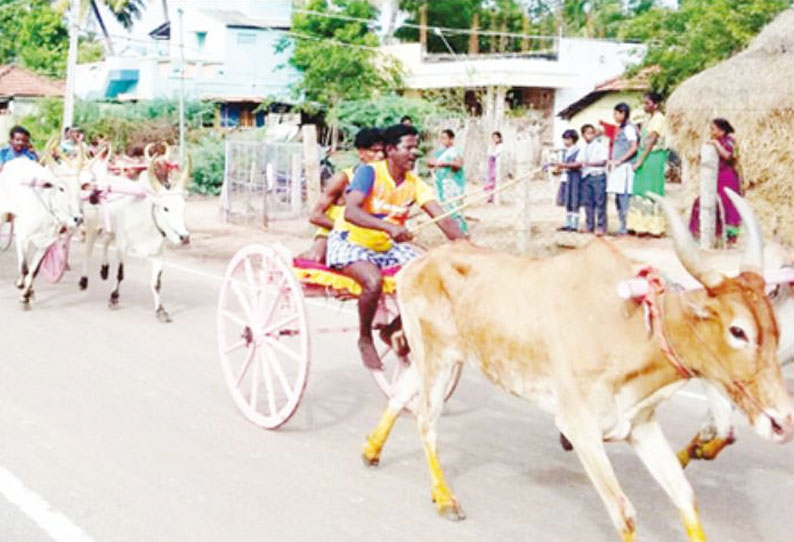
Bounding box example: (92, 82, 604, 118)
(360, 191, 793, 541)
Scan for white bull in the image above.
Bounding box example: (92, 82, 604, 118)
(80, 157, 191, 322)
(0, 157, 86, 307)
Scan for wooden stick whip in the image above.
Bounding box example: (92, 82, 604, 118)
(409, 165, 544, 234)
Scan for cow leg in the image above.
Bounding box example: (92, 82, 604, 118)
(109, 259, 124, 309)
(630, 418, 706, 542)
(417, 360, 465, 521)
(15, 236, 28, 290)
(150, 259, 171, 322)
(556, 409, 636, 541)
(80, 227, 98, 291)
(20, 245, 48, 309)
(99, 238, 110, 280)
(361, 364, 419, 466)
(678, 382, 735, 468)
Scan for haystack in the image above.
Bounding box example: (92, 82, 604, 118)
(666, 8, 794, 241)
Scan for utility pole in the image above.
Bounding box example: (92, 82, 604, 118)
(63, 0, 81, 132)
(178, 7, 186, 166)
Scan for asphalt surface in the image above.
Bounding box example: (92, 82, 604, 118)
(1, 244, 793, 542)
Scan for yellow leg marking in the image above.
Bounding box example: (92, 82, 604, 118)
(677, 448, 692, 468)
(621, 529, 637, 542)
(683, 509, 706, 542)
(361, 408, 399, 466)
(678, 435, 735, 468)
(423, 443, 465, 520)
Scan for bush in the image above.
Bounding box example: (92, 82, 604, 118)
(189, 131, 225, 195)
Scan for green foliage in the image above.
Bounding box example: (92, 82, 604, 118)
(188, 131, 225, 195)
(621, 0, 793, 92)
(78, 36, 105, 63)
(282, 0, 403, 106)
(21, 98, 216, 153)
(0, 0, 69, 76)
(327, 94, 461, 139)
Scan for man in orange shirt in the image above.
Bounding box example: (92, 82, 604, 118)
(327, 124, 467, 370)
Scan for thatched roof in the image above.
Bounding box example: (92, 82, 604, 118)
(666, 8, 794, 240)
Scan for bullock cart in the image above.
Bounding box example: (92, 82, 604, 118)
(217, 244, 461, 429)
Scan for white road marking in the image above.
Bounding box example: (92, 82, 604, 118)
(0, 466, 93, 542)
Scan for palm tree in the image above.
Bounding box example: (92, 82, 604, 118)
(55, 0, 148, 55)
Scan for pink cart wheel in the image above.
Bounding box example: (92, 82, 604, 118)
(217, 244, 310, 429)
(370, 295, 461, 413)
(0, 218, 12, 252)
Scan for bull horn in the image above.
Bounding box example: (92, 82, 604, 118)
(144, 142, 157, 162)
(147, 158, 165, 193)
(648, 192, 724, 289)
(724, 188, 763, 273)
(177, 154, 191, 190)
(75, 143, 86, 170)
(163, 143, 172, 161)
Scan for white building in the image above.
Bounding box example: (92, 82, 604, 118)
(76, 0, 299, 127)
(383, 37, 644, 141)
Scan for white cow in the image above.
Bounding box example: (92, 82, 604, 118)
(80, 157, 191, 322)
(0, 157, 86, 307)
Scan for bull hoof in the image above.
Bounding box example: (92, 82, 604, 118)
(435, 498, 466, 521)
(361, 453, 380, 467)
(79, 276, 88, 290)
(559, 432, 574, 451)
(15, 279, 24, 290)
(109, 292, 119, 309)
(100, 264, 109, 280)
(156, 307, 172, 323)
(20, 296, 32, 310)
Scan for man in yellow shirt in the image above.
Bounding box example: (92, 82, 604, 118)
(327, 124, 467, 370)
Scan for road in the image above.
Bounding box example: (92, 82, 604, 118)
(1, 245, 793, 542)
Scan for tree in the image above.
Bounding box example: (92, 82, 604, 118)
(53, 0, 147, 55)
(282, 0, 402, 107)
(0, 0, 69, 76)
(621, 0, 793, 92)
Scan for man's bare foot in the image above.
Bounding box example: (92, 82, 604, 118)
(379, 327, 409, 357)
(359, 337, 383, 371)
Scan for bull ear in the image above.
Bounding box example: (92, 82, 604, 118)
(81, 182, 94, 191)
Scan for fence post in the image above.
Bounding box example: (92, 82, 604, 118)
(222, 138, 231, 222)
(291, 152, 303, 217)
(516, 126, 542, 254)
(302, 124, 321, 210)
(699, 143, 719, 249)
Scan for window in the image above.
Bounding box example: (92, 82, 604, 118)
(237, 32, 257, 45)
(195, 31, 207, 52)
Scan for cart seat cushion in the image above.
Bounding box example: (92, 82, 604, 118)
(292, 258, 399, 295)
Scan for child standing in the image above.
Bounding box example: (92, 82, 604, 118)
(485, 131, 503, 203)
(554, 129, 582, 231)
(579, 124, 609, 235)
(607, 103, 639, 235)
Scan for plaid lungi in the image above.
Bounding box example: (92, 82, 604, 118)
(326, 230, 419, 269)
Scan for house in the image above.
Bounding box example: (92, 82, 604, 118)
(75, 0, 300, 128)
(556, 66, 658, 132)
(0, 65, 64, 137)
(382, 37, 644, 142)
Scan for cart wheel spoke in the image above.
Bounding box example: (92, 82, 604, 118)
(260, 275, 287, 328)
(259, 351, 278, 416)
(222, 309, 247, 328)
(264, 337, 302, 362)
(235, 346, 256, 389)
(231, 280, 255, 324)
(265, 347, 295, 402)
(262, 313, 298, 336)
(224, 339, 247, 355)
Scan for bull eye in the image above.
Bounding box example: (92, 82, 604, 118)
(163, 206, 170, 212)
(729, 326, 748, 342)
